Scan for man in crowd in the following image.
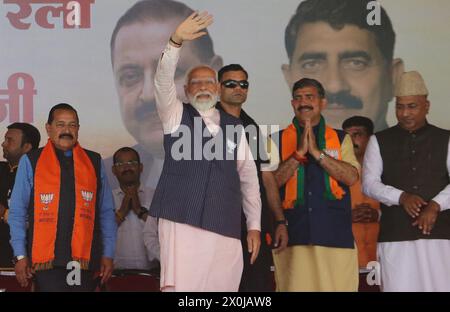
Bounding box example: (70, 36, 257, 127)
(216, 64, 283, 291)
(0, 123, 40, 268)
(150, 12, 261, 291)
(342, 116, 380, 289)
(267, 78, 360, 291)
(8, 103, 117, 291)
(363, 71, 450, 291)
(111, 147, 159, 270)
(107, 0, 223, 190)
(282, 0, 404, 131)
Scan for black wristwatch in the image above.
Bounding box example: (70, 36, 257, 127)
(138, 207, 148, 219)
(275, 219, 288, 227)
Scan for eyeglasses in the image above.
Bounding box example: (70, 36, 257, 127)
(114, 160, 139, 167)
(221, 80, 249, 89)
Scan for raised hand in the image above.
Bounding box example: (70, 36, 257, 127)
(171, 11, 213, 45)
(297, 122, 309, 157)
(125, 185, 139, 198)
(306, 120, 320, 158)
(116, 195, 132, 225)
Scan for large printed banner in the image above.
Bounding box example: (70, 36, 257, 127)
(1, 0, 449, 187)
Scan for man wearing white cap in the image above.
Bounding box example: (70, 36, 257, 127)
(362, 71, 450, 291)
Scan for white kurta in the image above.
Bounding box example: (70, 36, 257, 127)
(154, 42, 261, 292)
(363, 135, 450, 291)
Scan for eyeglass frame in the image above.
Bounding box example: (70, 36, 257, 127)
(113, 160, 140, 167)
(221, 79, 249, 89)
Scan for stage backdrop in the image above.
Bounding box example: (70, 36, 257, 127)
(1, 1, 449, 182)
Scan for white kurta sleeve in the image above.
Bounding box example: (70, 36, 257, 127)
(432, 138, 450, 211)
(236, 130, 261, 232)
(362, 135, 404, 206)
(154, 43, 184, 134)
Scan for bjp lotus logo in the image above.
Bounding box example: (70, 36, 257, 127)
(40, 193, 54, 211)
(81, 190, 93, 206)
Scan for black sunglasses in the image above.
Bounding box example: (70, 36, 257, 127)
(221, 80, 249, 89)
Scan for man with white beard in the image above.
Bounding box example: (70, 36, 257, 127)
(149, 12, 262, 292)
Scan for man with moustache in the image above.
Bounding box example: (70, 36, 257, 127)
(266, 78, 360, 291)
(282, 0, 404, 131)
(107, 0, 223, 190)
(363, 71, 450, 291)
(150, 13, 261, 292)
(342, 116, 380, 290)
(216, 64, 284, 291)
(8, 103, 117, 291)
(0, 123, 40, 268)
(111, 147, 159, 270)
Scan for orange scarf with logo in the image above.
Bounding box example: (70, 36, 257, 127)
(32, 139, 97, 270)
(281, 118, 345, 209)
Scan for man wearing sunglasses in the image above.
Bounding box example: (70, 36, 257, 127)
(216, 64, 285, 292)
(111, 147, 159, 271)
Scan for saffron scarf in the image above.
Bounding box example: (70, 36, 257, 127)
(32, 139, 97, 270)
(281, 116, 345, 209)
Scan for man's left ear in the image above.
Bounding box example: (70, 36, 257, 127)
(45, 123, 51, 137)
(22, 142, 33, 154)
(320, 97, 328, 110)
(112, 165, 118, 176)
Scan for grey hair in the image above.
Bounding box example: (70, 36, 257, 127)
(184, 65, 218, 86)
